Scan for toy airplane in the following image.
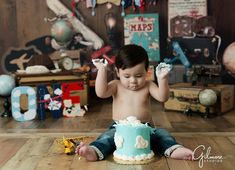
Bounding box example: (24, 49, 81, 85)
(10, 53, 31, 70)
(46, 0, 103, 50)
(62, 136, 80, 155)
(91, 45, 116, 65)
(57, 136, 92, 155)
(164, 41, 191, 68)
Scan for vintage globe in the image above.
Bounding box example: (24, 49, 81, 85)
(0, 75, 15, 96)
(51, 20, 74, 44)
(199, 89, 217, 106)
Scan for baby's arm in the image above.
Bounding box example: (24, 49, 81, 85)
(93, 59, 117, 98)
(149, 63, 171, 102)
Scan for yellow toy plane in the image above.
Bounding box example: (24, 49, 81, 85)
(57, 136, 92, 155)
(62, 136, 80, 155)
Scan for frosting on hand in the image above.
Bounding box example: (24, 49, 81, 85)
(155, 62, 172, 79)
(92, 58, 108, 70)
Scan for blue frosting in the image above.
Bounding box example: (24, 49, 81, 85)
(115, 124, 151, 156)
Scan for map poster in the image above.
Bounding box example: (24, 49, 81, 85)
(124, 14, 160, 62)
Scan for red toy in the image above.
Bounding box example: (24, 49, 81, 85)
(91, 46, 116, 65)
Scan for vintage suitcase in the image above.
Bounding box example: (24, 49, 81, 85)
(15, 71, 89, 108)
(170, 15, 196, 37)
(168, 0, 207, 37)
(164, 83, 234, 115)
(168, 64, 222, 84)
(166, 36, 220, 65)
(170, 16, 215, 38)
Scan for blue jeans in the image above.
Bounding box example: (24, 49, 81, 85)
(90, 121, 178, 160)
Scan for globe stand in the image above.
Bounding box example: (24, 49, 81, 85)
(203, 106, 217, 119)
(204, 107, 210, 118)
(1, 97, 11, 117)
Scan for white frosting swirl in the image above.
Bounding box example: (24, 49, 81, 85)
(113, 150, 154, 161)
(118, 116, 146, 127)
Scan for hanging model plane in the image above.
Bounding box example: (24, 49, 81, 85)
(46, 0, 104, 50)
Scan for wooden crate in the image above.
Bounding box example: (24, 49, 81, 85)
(164, 83, 234, 114)
(15, 71, 89, 108)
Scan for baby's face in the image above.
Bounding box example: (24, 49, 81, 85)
(117, 62, 147, 91)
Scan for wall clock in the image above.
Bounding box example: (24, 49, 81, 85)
(59, 57, 74, 71)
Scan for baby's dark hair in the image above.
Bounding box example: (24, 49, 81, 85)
(115, 44, 149, 71)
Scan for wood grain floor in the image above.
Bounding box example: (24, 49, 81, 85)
(1, 90, 235, 170)
(1, 133, 235, 170)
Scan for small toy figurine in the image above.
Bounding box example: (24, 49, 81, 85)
(63, 136, 80, 155)
(55, 136, 94, 157)
(56, 136, 94, 156)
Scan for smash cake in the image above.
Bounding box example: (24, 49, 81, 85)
(113, 116, 155, 164)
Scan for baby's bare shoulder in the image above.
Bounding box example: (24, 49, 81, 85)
(146, 80, 155, 87)
(109, 79, 119, 86)
(110, 79, 119, 83)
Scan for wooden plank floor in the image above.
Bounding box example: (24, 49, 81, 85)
(0, 90, 235, 170)
(1, 97, 235, 133)
(1, 133, 235, 170)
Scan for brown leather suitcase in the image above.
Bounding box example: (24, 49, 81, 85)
(164, 83, 234, 116)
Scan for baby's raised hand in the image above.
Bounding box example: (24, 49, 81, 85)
(92, 58, 108, 70)
(155, 62, 172, 79)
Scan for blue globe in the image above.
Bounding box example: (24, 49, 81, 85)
(0, 75, 15, 96)
(51, 20, 74, 44)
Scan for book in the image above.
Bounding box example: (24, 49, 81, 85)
(124, 13, 160, 62)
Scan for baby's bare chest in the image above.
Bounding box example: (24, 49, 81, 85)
(114, 87, 149, 105)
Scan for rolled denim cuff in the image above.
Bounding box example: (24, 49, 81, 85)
(164, 144, 183, 157)
(90, 145, 104, 160)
